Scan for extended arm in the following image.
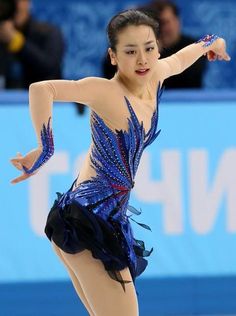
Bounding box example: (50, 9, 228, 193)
(156, 35, 231, 83)
(27, 78, 113, 145)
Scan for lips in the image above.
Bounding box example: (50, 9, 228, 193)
(135, 68, 150, 76)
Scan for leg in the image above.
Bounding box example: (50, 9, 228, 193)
(60, 248, 139, 316)
(51, 241, 96, 316)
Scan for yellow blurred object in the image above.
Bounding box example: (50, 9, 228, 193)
(8, 31, 25, 53)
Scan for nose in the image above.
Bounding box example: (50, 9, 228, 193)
(137, 51, 147, 65)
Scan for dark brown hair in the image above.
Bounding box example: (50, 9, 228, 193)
(107, 9, 159, 51)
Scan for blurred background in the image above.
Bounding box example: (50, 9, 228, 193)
(1, 0, 236, 315)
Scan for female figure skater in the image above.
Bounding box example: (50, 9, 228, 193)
(10, 10, 230, 316)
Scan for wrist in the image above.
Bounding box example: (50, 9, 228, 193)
(196, 34, 220, 47)
(196, 34, 221, 55)
(37, 142, 43, 149)
(24, 118, 54, 174)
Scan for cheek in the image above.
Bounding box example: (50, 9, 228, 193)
(150, 52, 159, 63)
(170, 19, 179, 31)
(118, 57, 134, 70)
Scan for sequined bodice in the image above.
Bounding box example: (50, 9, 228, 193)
(61, 88, 162, 221)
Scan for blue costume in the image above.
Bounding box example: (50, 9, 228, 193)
(16, 33, 221, 293)
(44, 87, 162, 291)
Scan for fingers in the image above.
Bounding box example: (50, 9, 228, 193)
(11, 173, 31, 184)
(207, 50, 231, 62)
(207, 54, 217, 62)
(10, 152, 28, 170)
(216, 52, 231, 61)
(10, 152, 29, 183)
(223, 52, 231, 61)
(10, 150, 39, 184)
(10, 152, 23, 162)
(207, 50, 216, 62)
(11, 161, 23, 171)
(10, 156, 24, 170)
(206, 38, 231, 62)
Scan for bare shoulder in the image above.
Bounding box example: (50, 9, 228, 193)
(81, 77, 122, 102)
(81, 76, 119, 93)
(82, 77, 127, 118)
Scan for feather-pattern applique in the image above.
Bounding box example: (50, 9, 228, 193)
(23, 117, 54, 174)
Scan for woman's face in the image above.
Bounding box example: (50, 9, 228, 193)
(110, 25, 160, 85)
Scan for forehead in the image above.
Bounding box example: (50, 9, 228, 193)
(116, 25, 156, 46)
(160, 7, 177, 20)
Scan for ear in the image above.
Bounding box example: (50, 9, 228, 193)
(108, 47, 117, 66)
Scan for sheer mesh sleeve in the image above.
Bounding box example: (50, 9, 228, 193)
(28, 77, 112, 146)
(157, 42, 208, 82)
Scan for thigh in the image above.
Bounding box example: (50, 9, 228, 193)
(60, 248, 139, 316)
(51, 241, 96, 316)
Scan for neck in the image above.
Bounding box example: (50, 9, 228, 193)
(115, 73, 151, 100)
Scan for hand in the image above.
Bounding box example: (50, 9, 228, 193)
(0, 20, 17, 44)
(10, 148, 42, 184)
(206, 38, 231, 62)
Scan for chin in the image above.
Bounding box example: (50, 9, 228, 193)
(136, 71, 152, 81)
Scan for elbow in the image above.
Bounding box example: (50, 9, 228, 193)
(29, 81, 47, 91)
(29, 82, 39, 90)
(29, 81, 56, 100)
(29, 82, 43, 98)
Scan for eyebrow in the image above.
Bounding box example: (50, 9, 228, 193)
(124, 40, 155, 47)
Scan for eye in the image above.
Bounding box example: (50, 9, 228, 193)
(146, 47, 155, 52)
(126, 50, 136, 55)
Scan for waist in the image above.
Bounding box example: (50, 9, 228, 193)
(57, 175, 133, 216)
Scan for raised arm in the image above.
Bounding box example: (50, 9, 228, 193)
(155, 35, 231, 84)
(10, 77, 111, 183)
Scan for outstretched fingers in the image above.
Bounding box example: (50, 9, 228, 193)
(10, 154, 24, 170)
(207, 50, 231, 62)
(222, 52, 231, 61)
(10, 152, 33, 184)
(11, 172, 31, 184)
